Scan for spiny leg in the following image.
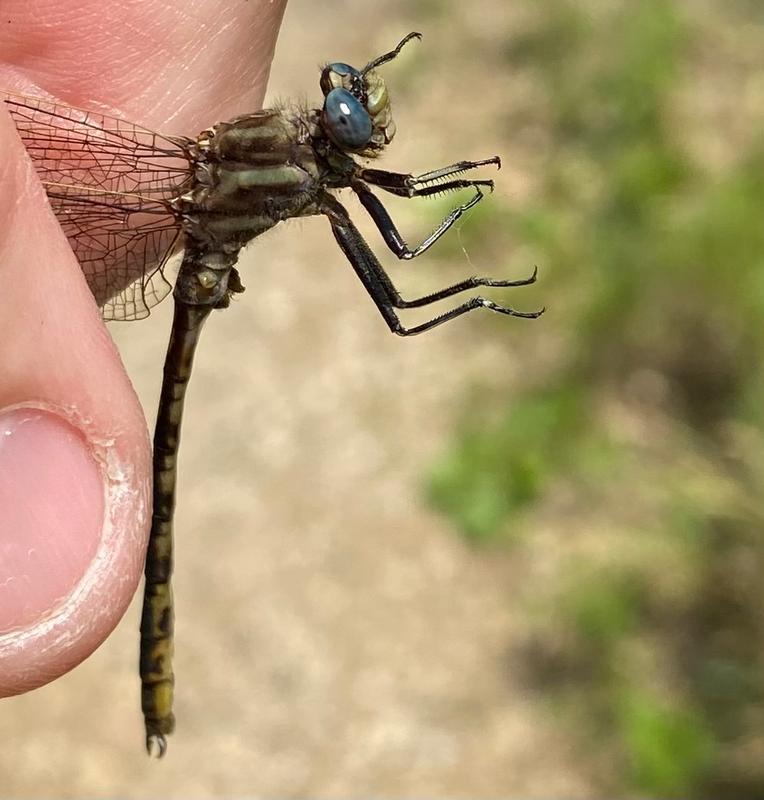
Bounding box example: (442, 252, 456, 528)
(408, 157, 502, 185)
(352, 179, 537, 294)
(389, 296, 543, 335)
(390, 267, 539, 309)
(352, 191, 540, 305)
(323, 196, 542, 336)
(353, 157, 504, 262)
(358, 156, 501, 195)
(376, 257, 543, 317)
(355, 182, 493, 260)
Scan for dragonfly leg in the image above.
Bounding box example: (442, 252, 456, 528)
(353, 158, 502, 260)
(323, 196, 542, 336)
(354, 181, 509, 261)
(357, 156, 501, 196)
(383, 266, 539, 308)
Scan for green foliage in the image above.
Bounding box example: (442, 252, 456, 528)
(618, 692, 714, 797)
(426, 0, 764, 795)
(567, 572, 644, 654)
(426, 386, 586, 542)
(560, 571, 716, 796)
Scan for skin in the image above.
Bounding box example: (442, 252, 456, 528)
(0, 0, 287, 696)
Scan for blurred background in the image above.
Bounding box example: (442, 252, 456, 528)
(4, 0, 764, 796)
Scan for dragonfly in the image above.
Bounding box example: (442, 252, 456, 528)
(3, 32, 542, 756)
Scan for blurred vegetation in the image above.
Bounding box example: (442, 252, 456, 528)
(426, 1, 764, 796)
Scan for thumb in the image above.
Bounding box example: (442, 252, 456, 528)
(0, 102, 151, 694)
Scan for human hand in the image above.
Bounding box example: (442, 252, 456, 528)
(0, 0, 286, 695)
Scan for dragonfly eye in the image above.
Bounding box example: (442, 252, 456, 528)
(322, 88, 373, 151)
(320, 62, 363, 97)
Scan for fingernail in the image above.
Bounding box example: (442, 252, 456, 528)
(0, 407, 105, 632)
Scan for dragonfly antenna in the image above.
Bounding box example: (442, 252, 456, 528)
(361, 31, 422, 75)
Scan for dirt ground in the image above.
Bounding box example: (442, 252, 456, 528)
(1, 1, 594, 796)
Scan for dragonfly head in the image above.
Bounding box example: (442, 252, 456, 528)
(319, 32, 421, 157)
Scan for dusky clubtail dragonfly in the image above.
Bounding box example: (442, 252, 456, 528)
(3, 32, 542, 756)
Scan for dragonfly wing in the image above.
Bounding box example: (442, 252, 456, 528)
(48, 187, 184, 320)
(99, 231, 182, 322)
(3, 91, 193, 319)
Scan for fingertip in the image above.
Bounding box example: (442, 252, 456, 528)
(0, 408, 104, 633)
(0, 94, 152, 695)
(0, 97, 27, 241)
(0, 403, 149, 696)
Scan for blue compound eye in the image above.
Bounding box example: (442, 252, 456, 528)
(320, 62, 362, 96)
(322, 88, 373, 151)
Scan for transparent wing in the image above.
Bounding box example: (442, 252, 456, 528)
(46, 187, 183, 321)
(3, 91, 194, 320)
